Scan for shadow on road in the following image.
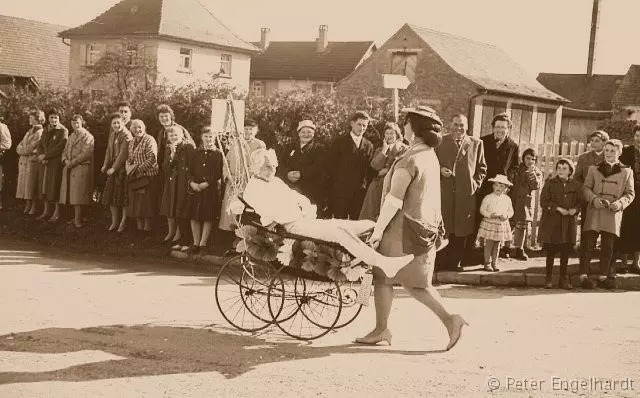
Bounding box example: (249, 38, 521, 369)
(0, 325, 446, 385)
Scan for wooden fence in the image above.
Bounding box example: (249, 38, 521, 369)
(517, 141, 588, 249)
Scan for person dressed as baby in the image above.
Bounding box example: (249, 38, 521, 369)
(243, 148, 414, 278)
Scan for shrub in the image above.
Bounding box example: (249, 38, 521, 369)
(598, 119, 639, 145)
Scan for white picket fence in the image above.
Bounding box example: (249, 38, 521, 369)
(517, 141, 588, 248)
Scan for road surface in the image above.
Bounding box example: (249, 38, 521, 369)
(1, 238, 639, 397)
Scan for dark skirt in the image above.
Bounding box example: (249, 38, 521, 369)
(42, 161, 63, 201)
(359, 177, 383, 221)
(184, 185, 220, 222)
(372, 212, 436, 289)
(617, 191, 640, 254)
(127, 177, 158, 218)
(101, 170, 128, 207)
(159, 171, 189, 218)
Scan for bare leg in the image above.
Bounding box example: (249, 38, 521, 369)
(143, 218, 152, 231)
(37, 201, 51, 220)
(164, 218, 176, 241)
(199, 221, 213, 247)
(491, 241, 501, 266)
(173, 225, 182, 243)
(24, 200, 31, 213)
(191, 220, 202, 246)
(355, 283, 394, 342)
(108, 206, 118, 230)
(73, 205, 83, 226)
(136, 218, 144, 230)
(117, 207, 127, 232)
(50, 202, 61, 220)
(28, 200, 38, 215)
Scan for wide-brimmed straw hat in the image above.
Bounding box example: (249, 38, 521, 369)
(401, 105, 443, 126)
(488, 174, 513, 186)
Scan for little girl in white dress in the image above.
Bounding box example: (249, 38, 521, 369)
(477, 175, 514, 271)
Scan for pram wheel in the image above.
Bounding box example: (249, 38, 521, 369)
(267, 269, 342, 340)
(333, 282, 364, 329)
(215, 255, 278, 332)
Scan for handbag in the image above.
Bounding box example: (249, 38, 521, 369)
(128, 175, 150, 191)
(401, 214, 449, 255)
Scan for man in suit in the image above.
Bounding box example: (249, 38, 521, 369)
(435, 114, 487, 271)
(470, 112, 520, 261)
(326, 111, 374, 219)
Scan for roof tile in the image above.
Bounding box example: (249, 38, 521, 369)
(250, 41, 374, 81)
(0, 15, 69, 87)
(59, 0, 258, 53)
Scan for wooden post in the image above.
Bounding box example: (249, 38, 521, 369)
(393, 88, 399, 123)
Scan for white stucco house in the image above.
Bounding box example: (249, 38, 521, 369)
(58, 0, 260, 96)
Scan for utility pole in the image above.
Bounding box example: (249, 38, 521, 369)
(586, 0, 601, 76)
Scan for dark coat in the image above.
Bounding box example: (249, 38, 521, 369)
(326, 133, 374, 199)
(510, 164, 543, 223)
(436, 134, 487, 237)
(617, 145, 640, 252)
(38, 124, 68, 200)
(159, 141, 194, 218)
(184, 148, 223, 222)
(539, 176, 581, 244)
(276, 139, 326, 207)
(479, 134, 519, 197)
(573, 150, 604, 187)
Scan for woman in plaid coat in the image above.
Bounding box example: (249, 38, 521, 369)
(126, 119, 159, 233)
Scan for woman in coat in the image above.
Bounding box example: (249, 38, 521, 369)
(126, 119, 159, 233)
(36, 109, 68, 222)
(59, 115, 94, 228)
(616, 126, 640, 273)
(16, 110, 44, 214)
(359, 122, 407, 221)
(276, 120, 327, 211)
(101, 113, 132, 232)
(356, 106, 467, 351)
(579, 139, 635, 290)
(159, 125, 194, 245)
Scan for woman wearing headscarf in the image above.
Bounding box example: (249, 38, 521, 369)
(359, 122, 407, 221)
(355, 106, 467, 351)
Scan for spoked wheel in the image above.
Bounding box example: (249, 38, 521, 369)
(268, 269, 342, 340)
(333, 281, 364, 329)
(215, 255, 278, 332)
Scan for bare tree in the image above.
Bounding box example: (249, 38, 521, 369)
(85, 40, 155, 98)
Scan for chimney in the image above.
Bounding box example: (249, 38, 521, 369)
(586, 0, 601, 76)
(316, 25, 328, 52)
(260, 27, 270, 51)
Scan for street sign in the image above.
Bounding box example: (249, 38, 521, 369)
(382, 74, 411, 90)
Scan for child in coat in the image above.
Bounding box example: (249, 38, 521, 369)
(539, 159, 581, 289)
(184, 127, 223, 255)
(477, 174, 514, 271)
(509, 148, 543, 260)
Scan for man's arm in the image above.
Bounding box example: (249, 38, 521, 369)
(472, 140, 487, 194)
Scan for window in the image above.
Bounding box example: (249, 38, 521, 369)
(251, 80, 264, 97)
(390, 52, 417, 82)
(85, 44, 102, 66)
(125, 43, 138, 67)
(220, 54, 232, 77)
(179, 48, 192, 72)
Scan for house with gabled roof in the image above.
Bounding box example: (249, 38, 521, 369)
(537, 65, 640, 143)
(0, 15, 70, 95)
(249, 25, 376, 96)
(58, 0, 260, 95)
(338, 23, 567, 146)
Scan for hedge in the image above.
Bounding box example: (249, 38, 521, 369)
(0, 82, 401, 199)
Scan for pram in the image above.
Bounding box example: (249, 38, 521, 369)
(214, 197, 371, 340)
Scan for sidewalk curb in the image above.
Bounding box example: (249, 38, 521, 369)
(172, 251, 640, 290)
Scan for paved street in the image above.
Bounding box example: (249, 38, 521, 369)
(1, 237, 640, 397)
